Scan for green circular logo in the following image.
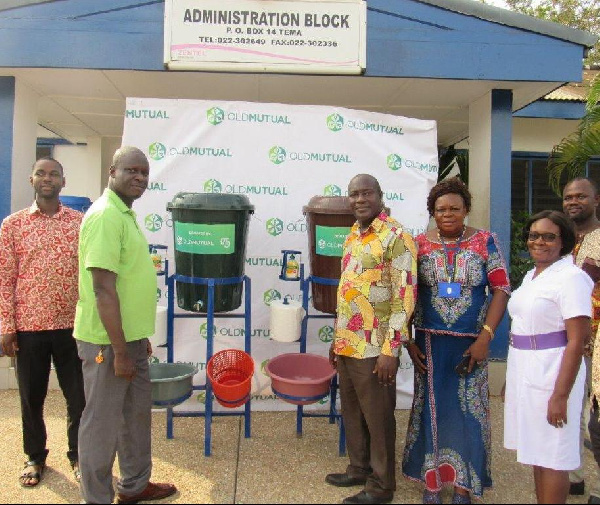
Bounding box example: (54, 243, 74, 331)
(266, 218, 284, 237)
(199, 323, 218, 340)
(207, 107, 225, 126)
(263, 289, 282, 306)
(145, 213, 163, 232)
(324, 184, 342, 197)
(269, 146, 287, 165)
(319, 325, 334, 343)
(261, 359, 270, 376)
(327, 113, 344, 132)
(149, 356, 160, 365)
(204, 179, 223, 193)
(149, 142, 166, 161)
(387, 154, 403, 171)
(156, 288, 162, 302)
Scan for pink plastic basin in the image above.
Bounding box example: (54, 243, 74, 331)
(266, 353, 336, 405)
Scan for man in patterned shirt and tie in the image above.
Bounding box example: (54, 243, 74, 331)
(326, 174, 418, 505)
(0, 158, 85, 487)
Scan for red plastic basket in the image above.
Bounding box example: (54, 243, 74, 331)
(207, 349, 254, 408)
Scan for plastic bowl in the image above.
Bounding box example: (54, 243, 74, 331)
(266, 353, 336, 405)
(150, 363, 198, 408)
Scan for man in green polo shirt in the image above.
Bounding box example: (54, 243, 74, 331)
(74, 146, 176, 504)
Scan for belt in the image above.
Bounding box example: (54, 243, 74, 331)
(510, 330, 568, 351)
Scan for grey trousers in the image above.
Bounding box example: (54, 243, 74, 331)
(337, 356, 397, 497)
(77, 339, 152, 504)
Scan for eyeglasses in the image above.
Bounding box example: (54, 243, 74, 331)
(525, 231, 560, 243)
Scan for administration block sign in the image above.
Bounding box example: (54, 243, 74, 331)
(164, 0, 367, 74)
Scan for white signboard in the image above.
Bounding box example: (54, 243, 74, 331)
(123, 98, 438, 412)
(164, 0, 367, 74)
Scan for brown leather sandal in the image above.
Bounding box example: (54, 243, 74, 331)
(19, 460, 45, 487)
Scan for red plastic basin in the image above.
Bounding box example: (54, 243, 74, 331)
(266, 353, 336, 405)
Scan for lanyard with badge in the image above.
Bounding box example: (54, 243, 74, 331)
(438, 227, 465, 299)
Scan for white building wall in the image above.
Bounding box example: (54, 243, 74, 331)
(54, 139, 103, 200)
(101, 137, 122, 188)
(512, 117, 580, 152)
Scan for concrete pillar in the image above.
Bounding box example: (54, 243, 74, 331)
(11, 79, 39, 213)
(468, 89, 513, 360)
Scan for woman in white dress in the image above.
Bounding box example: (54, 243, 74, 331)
(505, 210, 593, 504)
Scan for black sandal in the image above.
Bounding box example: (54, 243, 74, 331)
(19, 460, 45, 488)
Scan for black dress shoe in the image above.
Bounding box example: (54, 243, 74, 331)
(342, 490, 393, 504)
(570, 480, 585, 496)
(326, 473, 367, 487)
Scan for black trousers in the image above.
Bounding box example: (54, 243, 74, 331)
(590, 398, 600, 493)
(16, 329, 85, 464)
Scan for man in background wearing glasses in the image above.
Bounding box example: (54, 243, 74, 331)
(563, 177, 600, 504)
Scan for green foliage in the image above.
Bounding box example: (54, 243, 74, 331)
(510, 211, 534, 290)
(437, 145, 469, 183)
(547, 73, 600, 194)
(501, 0, 600, 66)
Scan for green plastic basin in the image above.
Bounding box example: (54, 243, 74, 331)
(150, 363, 198, 408)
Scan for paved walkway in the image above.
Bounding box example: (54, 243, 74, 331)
(0, 390, 595, 504)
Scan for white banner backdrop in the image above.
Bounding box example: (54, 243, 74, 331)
(122, 97, 438, 412)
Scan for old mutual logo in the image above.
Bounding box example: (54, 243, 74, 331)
(261, 359, 270, 376)
(269, 146, 287, 165)
(318, 395, 330, 406)
(149, 142, 166, 161)
(145, 214, 163, 232)
(263, 289, 282, 306)
(207, 107, 225, 126)
(204, 179, 223, 193)
(199, 322, 217, 340)
(266, 218, 284, 237)
(327, 113, 344, 132)
(387, 154, 403, 171)
(319, 325, 335, 343)
(324, 184, 342, 197)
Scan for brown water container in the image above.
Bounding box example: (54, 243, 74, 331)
(303, 196, 356, 314)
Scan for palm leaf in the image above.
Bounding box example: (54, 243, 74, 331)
(586, 74, 600, 113)
(547, 74, 600, 194)
(548, 123, 600, 194)
(437, 145, 469, 184)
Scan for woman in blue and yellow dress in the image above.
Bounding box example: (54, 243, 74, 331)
(402, 177, 510, 504)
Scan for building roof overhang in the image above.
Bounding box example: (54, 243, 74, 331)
(0, 0, 596, 145)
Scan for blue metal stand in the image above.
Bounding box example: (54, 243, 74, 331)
(164, 273, 252, 457)
(294, 264, 346, 456)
